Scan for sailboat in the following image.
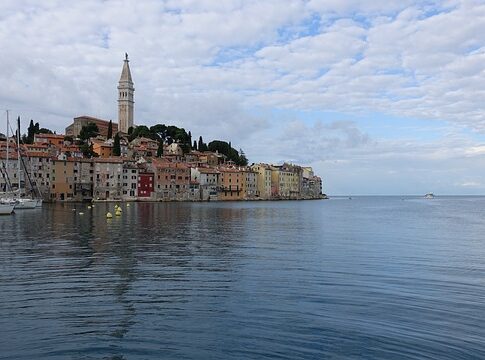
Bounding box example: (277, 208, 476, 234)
(15, 117, 37, 209)
(0, 200, 15, 215)
(0, 111, 15, 214)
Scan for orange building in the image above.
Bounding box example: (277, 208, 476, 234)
(218, 167, 243, 200)
(34, 133, 65, 147)
(51, 159, 75, 201)
(92, 139, 113, 158)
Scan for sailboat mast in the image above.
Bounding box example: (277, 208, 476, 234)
(17, 116, 20, 194)
(6, 110, 9, 179)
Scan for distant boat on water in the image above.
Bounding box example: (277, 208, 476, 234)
(424, 193, 435, 199)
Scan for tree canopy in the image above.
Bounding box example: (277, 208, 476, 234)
(22, 120, 53, 144)
(113, 133, 121, 156)
(208, 140, 248, 165)
(79, 122, 99, 141)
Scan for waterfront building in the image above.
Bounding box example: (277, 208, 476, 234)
(270, 163, 302, 199)
(0, 153, 22, 192)
(118, 54, 134, 133)
(138, 172, 154, 199)
(218, 167, 243, 200)
(93, 158, 123, 200)
(25, 151, 52, 198)
(241, 167, 258, 199)
(153, 159, 191, 200)
(191, 166, 219, 201)
(121, 161, 139, 200)
(251, 163, 272, 199)
(50, 159, 75, 201)
(73, 159, 94, 201)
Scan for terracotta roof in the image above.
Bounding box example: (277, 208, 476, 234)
(93, 157, 123, 164)
(198, 167, 219, 174)
(34, 133, 65, 139)
(25, 151, 51, 158)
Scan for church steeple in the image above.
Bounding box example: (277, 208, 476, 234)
(118, 53, 134, 133)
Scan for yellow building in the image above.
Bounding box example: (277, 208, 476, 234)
(271, 163, 302, 199)
(218, 167, 243, 200)
(251, 163, 272, 199)
(240, 167, 257, 199)
(51, 159, 75, 201)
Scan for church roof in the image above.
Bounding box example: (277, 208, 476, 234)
(119, 53, 133, 83)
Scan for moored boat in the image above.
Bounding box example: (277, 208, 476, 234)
(424, 193, 435, 199)
(0, 202, 15, 215)
(14, 198, 38, 209)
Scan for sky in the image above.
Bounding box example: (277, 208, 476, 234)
(0, 0, 484, 195)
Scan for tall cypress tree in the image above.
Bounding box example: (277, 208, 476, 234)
(157, 141, 164, 157)
(27, 120, 35, 144)
(193, 140, 197, 151)
(113, 133, 121, 156)
(107, 120, 113, 139)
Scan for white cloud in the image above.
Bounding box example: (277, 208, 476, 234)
(1, 0, 485, 194)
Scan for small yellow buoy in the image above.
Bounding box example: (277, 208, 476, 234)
(87, 206, 92, 209)
(79, 212, 84, 215)
(126, 203, 130, 207)
(106, 212, 113, 219)
(115, 211, 122, 216)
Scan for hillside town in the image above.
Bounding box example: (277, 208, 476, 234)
(0, 55, 323, 203)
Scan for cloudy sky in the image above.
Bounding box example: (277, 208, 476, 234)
(1, 0, 484, 195)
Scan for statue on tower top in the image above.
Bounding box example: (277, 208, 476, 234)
(125, 52, 128, 61)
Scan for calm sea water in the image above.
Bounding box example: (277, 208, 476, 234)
(1, 197, 485, 359)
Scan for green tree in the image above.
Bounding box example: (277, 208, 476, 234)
(113, 133, 121, 156)
(79, 122, 99, 141)
(129, 125, 151, 141)
(38, 128, 53, 134)
(198, 136, 208, 152)
(238, 149, 248, 166)
(157, 141, 164, 157)
(80, 143, 98, 158)
(26, 119, 35, 144)
(107, 120, 113, 139)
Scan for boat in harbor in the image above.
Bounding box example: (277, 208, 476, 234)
(14, 198, 38, 209)
(8, 116, 42, 210)
(424, 193, 435, 199)
(0, 201, 15, 215)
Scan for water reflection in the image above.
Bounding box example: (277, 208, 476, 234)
(2, 199, 485, 359)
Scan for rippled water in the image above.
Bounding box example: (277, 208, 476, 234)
(1, 197, 485, 359)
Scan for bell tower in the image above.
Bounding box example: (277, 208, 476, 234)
(118, 53, 134, 133)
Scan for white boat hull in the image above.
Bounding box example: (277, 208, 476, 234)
(36, 199, 43, 208)
(15, 199, 38, 209)
(0, 203, 15, 215)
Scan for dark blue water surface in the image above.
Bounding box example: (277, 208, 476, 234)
(2, 197, 485, 359)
